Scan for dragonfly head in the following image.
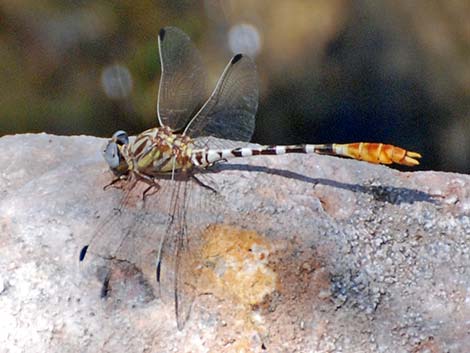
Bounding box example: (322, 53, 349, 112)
(103, 130, 130, 176)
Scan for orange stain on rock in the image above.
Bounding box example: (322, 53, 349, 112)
(200, 224, 277, 306)
(196, 224, 278, 350)
(194, 225, 334, 351)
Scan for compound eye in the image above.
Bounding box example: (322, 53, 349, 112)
(103, 141, 120, 169)
(112, 130, 129, 145)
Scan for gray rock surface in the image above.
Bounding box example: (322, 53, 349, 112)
(0, 133, 469, 353)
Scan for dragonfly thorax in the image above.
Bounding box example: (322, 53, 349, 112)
(104, 127, 195, 180)
(129, 126, 194, 175)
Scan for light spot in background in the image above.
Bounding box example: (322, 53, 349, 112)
(101, 64, 133, 99)
(42, 9, 110, 56)
(228, 23, 261, 57)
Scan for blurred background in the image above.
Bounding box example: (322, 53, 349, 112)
(1, 0, 469, 173)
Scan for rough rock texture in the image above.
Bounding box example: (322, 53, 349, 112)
(0, 133, 469, 353)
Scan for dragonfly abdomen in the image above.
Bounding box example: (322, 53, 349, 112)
(191, 145, 313, 167)
(191, 142, 421, 168)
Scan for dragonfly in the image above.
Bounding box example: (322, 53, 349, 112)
(79, 26, 421, 330)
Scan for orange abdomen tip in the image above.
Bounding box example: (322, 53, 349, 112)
(340, 143, 421, 166)
(380, 144, 422, 166)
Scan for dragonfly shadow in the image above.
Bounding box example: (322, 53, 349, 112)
(215, 163, 439, 206)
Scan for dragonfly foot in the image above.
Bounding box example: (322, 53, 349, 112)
(103, 176, 127, 191)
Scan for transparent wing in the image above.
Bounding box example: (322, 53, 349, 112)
(78, 181, 169, 306)
(184, 54, 259, 142)
(157, 27, 208, 131)
(163, 181, 198, 330)
(79, 169, 222, 328)
(192, 134, 246, 150)
(158, 177, 219, 329)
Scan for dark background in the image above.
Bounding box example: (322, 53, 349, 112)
(1, 0, 469, 173)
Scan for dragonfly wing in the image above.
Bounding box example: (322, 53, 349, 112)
(79, 182, 165, 306)
(158, 228, 197, 330)
(157, 180, 203, 330)
(157, 27, 208, 131)
(174, 229, 198, 330)
(184, 54, 259, 142)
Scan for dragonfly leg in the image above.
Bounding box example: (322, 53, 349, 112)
(130, 170, 162, 201)
(204, 158, 228, 169)
(142, 180, 161, 201)
(103, 176, 128, 190)
(191, 174, 218, 193)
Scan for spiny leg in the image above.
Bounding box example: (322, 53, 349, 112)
(126, 170, 163, 202)
(142, 179, 161, 202)
(103, 176, 128, 191)
(191, 174, 218, 194)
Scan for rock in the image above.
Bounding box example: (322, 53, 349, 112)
(0, 133, 469, 353)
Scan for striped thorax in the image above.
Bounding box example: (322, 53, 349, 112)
(103, 126, 194, 179)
